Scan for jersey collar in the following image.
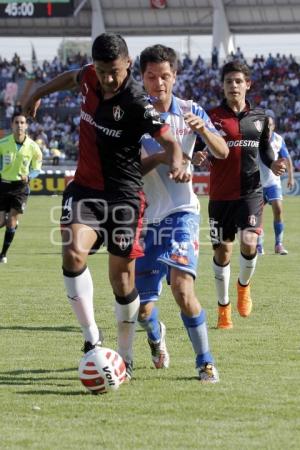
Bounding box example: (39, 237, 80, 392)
(160, 95, 181, 120)
(221, 98, 251, 116)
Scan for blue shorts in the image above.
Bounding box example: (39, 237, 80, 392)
(135, 211, 200, 303)
(263, 185, 282, 204)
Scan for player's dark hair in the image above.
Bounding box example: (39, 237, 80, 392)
(92, 33, 129, 62)
(139, 44, 178, 74)
(11, 111, 26, 123)
(221, 61, 251, 81)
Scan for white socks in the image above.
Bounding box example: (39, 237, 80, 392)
(239, 253, 257, 286)
(63, 267, 100, 345)
(212, 258, 230, 306)
(115, 295, 140, 364)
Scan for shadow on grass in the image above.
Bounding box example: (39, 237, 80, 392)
(0, 367, 78, 386)
(0, 325, 79, 332)
(0, 367, 76, 376)
(17, 390, 87, 396)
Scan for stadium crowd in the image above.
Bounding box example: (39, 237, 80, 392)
(1, 48, 300, 170)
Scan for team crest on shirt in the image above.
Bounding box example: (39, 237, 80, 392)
(248, 215, 257, 226)
(113, 105, 124, 121)
(115, 234, 131, 250)
(253, 120, 262, 132)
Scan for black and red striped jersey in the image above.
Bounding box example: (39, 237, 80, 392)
(208, 100, 274, 200)
(74, 64, 169, 192)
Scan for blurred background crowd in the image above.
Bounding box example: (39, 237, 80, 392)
(1, 47, 300, 171)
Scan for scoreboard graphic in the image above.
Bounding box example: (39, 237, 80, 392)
(0, 0, 73, 17)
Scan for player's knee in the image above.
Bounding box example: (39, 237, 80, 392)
(111, 278, 134, 297)
(171, 282, 192, 304)
(63, 247, 86, 271)
(214, 247, 231, 266)
(110, 270, 134, 296)
(178, 295, 201, 317)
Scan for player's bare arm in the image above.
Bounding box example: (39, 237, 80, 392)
(270, 158, 286, 176)
(183, 112, 228, 159)
(155, 129, 190, 183)
(23, 70, 80, 118)
(141, 152, 167, 175)
(142, 151, 198, 175)
(286, 155, 295, 189)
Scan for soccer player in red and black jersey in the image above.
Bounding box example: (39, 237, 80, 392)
(207, 61, 286, 329)
(24, 33, 189, 379)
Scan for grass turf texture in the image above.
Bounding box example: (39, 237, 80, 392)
(0, 195, 299, 450)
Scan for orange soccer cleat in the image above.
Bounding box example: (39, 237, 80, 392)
(237, 281, 253, 317)
(217, 303, 233, 329)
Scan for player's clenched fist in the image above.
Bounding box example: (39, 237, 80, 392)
(168, 166, 191, 183)
(271, 158, 286, 176)
(184, 112, 206, 133)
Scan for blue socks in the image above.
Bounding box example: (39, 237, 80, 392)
(274, 221, 284, 245)
(181, 309, 213, 367)
(139, 306, 161, 342)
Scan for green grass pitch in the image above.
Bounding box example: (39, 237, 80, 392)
(0, 195, 299, 449)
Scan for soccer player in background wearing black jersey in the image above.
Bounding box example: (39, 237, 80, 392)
(206, 61, 286, 329)
(23, 33, 188, 380)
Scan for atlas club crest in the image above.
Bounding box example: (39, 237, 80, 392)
(113, 105, 124, 121)
(253, 120, 262, 132)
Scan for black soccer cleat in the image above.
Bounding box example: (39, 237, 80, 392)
(124, 361, 133, 381)
(82, 329, 104, 353)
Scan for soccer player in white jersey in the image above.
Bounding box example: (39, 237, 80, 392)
(257, 112, 294, 255)
(135, 45, 228, 383)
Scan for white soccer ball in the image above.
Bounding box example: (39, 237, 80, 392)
(79, 347, 126, 395)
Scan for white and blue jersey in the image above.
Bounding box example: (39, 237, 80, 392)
(258, 132, 289, 202)
(136, 96, 219, 302)
(141, 96, 218, 223)
(259, 132, 289, 189)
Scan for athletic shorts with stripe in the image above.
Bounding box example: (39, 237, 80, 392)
(208, 193, 264, 246)
(263, 184, 282, 204)
(60, 181, 146, 258)
(135, 211, 200, 303)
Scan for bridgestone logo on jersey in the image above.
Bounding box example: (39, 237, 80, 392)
(227, 140, 259, 148)
(81, 111, 122, 137)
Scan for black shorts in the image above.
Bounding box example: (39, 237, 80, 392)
(208, 193, 263, 245)
(0, 180, 29, 213)
(61, 182, 146, 258)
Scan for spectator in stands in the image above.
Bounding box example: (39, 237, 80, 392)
(1, 47, 300, 170)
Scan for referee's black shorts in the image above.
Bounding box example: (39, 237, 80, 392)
(0, 180, 29, 213)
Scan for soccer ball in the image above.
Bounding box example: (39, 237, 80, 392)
(79, 347, 126, 395)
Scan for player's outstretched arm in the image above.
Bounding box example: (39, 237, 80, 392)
(22, 70, 79, 118)
(183, 112, 229, 159)
(155, 129, 190, 183)
(286, 155, 295, 189)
